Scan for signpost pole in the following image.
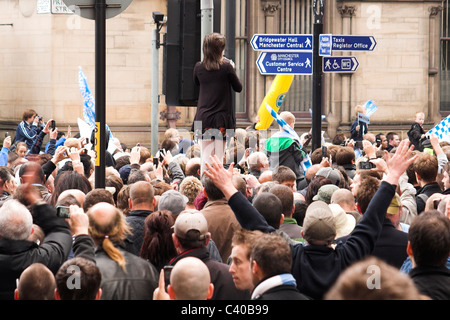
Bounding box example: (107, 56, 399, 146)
(95, 0, 106, 189)
(62, 0, 133, 189)
(312, 0, 324, 150)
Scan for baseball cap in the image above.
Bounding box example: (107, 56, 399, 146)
(302, 201, 336, 244)
(173, 210, 209, 241)
(316, 167, 341, 186)
(158, 190, 188, 217)
(312, 184, 340, 204)
(386, 193, 402, 215)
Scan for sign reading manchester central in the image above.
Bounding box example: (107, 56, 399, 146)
(251, 34, 313, 51)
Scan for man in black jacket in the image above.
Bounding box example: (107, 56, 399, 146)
(407, 211, 450, 300)
(124, 181, 155, 255)
(204, 139, 417, 299)
(413, 152, 442, 214)
(0, 192, 93, 300)
(250, 233, 309, 300)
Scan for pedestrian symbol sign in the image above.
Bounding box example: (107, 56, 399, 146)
(323, 56, 359, 73)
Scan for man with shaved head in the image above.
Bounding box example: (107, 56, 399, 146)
(125, 181, 156, 255)
(168, 257, 214, 300)
(330, 188, 362, 224)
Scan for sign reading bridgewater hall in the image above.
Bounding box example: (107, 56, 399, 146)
(251, 34, 313, 51)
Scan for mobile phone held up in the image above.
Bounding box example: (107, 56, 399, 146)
(50, 120, 56, 131)
(56, 206, 71, 218)
(358, 161, 375, 170)
(163, 265, 174, 289)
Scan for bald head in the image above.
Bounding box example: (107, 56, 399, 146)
(168, 257, 213, 300)
(185, 158, 201, 177)
(57, 189, 86, 208)
(129, 181, 154, 208)
(330, 188, 356, 212)
(88, 202, 118, 227)
(258, 170, 273, 184)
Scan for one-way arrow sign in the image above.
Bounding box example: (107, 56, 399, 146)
(332, 35, 376, 51)
(323, 56, 359, 73)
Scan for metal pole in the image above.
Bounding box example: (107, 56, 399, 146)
(151, 28, 160, 157)
(312, 0, 324, 151)
(95, 0, 106, 189)
(201, 0, 214, 60)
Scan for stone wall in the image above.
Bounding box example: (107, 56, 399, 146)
(0, 0, 165, 147)
(0, 0, 445, 147)
(324, 0, 442, 139)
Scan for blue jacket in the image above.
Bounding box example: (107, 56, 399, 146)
(15, 121, 39, 149)
(0, 147, 9, 166)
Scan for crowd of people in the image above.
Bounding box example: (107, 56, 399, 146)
(0, 105, 449, 302)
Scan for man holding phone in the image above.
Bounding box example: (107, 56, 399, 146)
(28, 119, 57, 155)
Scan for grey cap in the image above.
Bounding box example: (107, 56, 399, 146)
(316, 167, 341, 186)
(158, 190, 188, 217)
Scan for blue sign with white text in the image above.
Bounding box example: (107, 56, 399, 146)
(323, 56, 359, 73)
(256, 51, 313, 75)
(319, 34, 332, 56)
(332, 35, 377, 51)
(251, 34, 313, 51)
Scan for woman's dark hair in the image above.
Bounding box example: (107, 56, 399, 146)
(304, 176, 332, 205)
(140, 210, 177, 271)
(51, 171, 92, 205)
(202, 32, 226, 71)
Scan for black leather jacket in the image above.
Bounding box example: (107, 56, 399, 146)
(95, 246, 159, 300)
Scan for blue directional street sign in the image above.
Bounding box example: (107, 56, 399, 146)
(251, 34, 313, 51)
(319, 34, 332, 56)
(332, 35, 376, 51)
(256, 51, 313, 75)
(323, 56, 359, 73)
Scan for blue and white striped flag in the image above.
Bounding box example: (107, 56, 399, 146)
(427, 115, 450, 141)
(264, 102, 312, 171)
(265, 102, 301, 143)
(78, 66, 114, 140)
(78, 66, 96, 130)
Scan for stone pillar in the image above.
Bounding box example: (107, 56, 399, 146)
(261, 0, 281, 103)
(428, 5, 443, 124)
(333, 4, 356, 136)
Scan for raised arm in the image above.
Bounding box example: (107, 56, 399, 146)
(204, 156, 274, 233)
(341, 140, 418, 260)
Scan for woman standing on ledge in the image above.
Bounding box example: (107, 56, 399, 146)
(192, 32, 242, 173)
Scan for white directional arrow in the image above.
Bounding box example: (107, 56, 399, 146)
(369, 36, 376, 51)
(351, 57, 358, 71)
(251, 35, 259, 50)
(257, 52, 267, 73)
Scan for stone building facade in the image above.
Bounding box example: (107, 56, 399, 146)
(0, 0, 445, 148)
